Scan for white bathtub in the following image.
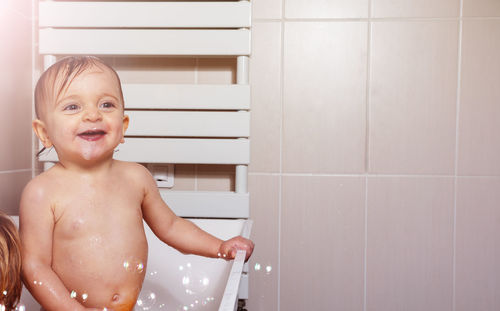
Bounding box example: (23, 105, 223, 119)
(11, 216, 251, 311)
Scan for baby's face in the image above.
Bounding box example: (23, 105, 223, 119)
(40, 65, 129, 163)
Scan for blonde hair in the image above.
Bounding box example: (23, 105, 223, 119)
(0, 212, 22, 310)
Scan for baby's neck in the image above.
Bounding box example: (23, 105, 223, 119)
(56, 156, 117, 176)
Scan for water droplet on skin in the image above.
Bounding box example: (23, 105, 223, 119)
(2, 290, 6, 295)
(15, 303, 25, 311)
(70, 291, 77, 299)
(82, 293, 88, 302)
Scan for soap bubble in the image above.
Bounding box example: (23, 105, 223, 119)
(15, 304, 25, 311)
(123, 258, 145, 274)
(182, 274, 210, 295)
(265, 265, 272, 274)
(179, 263, 210, 295)
(135, 290, 156, 311)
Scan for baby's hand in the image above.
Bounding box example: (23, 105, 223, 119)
(217, 236, 254, 262)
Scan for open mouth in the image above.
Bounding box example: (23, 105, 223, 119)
(77, 130, 107, 141)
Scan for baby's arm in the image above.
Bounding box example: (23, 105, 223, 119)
(19, 179, 101, 311)
(137, 165, 254, 261)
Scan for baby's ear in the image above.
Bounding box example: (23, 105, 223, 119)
(32, 119, 53, 148)
(121, 114, 129, 143)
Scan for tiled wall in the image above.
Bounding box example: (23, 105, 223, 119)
(249, 0, 500, 310)
(3, 0, 500, 310)
(0, 1, 33, 215)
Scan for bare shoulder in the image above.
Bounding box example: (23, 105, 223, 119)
(21, 168, 58, 204)
(114, 160, 153, 179)
(113, 161, 157, 191)
(19, 166, 62, 223)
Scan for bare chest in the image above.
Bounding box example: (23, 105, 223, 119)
(52, 183, 144, 239)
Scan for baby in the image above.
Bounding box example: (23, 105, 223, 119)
(20, 56, 254, 311)
(0, 212, 22, 311)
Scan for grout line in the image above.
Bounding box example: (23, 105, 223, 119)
(452, 1, 464, 310)
(0, 169, 32, 175)
(279, 17, 464, 22)
(31, 0, 40, 179)
(364, 17, 372, 175)
(248, 172, 282, 176)
(277, 1, 285, 309)
(461, 16, 500, 20)
(249, 172, 500, 178)
(364, 174, 369, 311)
(363, 2, 372, 310)
(253, 17, 500, 23)
(194, 58, 199, 191)
(31, 0, 36, 179)
(280, 173, 456, 178)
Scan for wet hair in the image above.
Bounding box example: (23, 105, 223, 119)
(0, 212, 22, 311)
(34, 56, 125, 157)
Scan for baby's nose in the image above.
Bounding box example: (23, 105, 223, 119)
(83, 107, 102, 121)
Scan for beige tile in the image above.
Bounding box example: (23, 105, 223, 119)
(366, 177, 454, 311)
(141, 163, 193, 192)
(463, 0, 500, 17)
(253, 0, 282, 19)
(369, 21, 458, 174)
(0, 0, 33, 171)
(458, 20, 500, 176)
(456, 177, 500, 311)
(285, 0, 369, 18)
(196, 165, 234, 191)
(283, 22, 367, 174)
(281, 176, 365, 310)
(372, 0, 459, 18)
(197, 58, 236, 84)
(0, 108, 32, 171)
(249, 22, 282, 173)
(0, 171, 32, 215)
(170, 164, 196, 191)
(113, 57, 196, 84)
(247, 175, 279, 311)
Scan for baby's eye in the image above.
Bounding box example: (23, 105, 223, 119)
(63, 104, 80, 111)
(100, 102, 116, 109)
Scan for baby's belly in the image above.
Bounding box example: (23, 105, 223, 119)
(52, 233, 148, 311)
